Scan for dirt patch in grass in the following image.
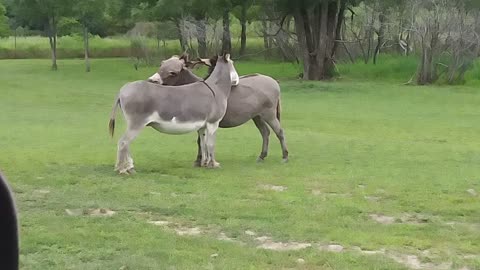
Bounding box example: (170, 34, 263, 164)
(148, 220, 170, 226)
(147, 219, 202, 236)
(364, 196, 381, 202)
(466, 189, 477, 196)
(217, 232, 246, 245)
(354, 247, 458, 270)
(311, 189, 351, 198)
(255, 236, 311, 251)
(259, 184, 287, 192)
(144, 217, 470, 269)
(65, 208, 116, 217)
(175, 227, 202, 236)
(388, 253, 451, 270)
(352, 246, 386, 255)
(369, 214, 396, 224)
(318, 244, 345, 253)
(444, 221, 480, 232)
(400, 213, 430, 224)
(369, 213, 430, 225)
(33, 189, 50, 195)
(143, 217, 471, 269)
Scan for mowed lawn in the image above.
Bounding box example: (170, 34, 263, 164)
(0, 58, 479, 270)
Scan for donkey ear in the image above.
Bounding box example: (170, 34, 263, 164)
(179, 53, 189, 63)
(197, 58, 212, 67)
(185, 60, 201, 69)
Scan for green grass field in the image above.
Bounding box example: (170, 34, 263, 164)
(1, 58, 479, 269)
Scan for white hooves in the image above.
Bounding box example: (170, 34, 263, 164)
(116, 166, 136, 175)
(207, 162, 221, 169)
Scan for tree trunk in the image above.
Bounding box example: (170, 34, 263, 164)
(417, 33, 438, 85)
(373, 12, 386, 65)
(196, 18, 207, 58)
(175, 19, 187, 51)
(475, 11, 480, 56)
(47, 17, 57, 71)
(332, 1, 346, 58)
(417, 18, 440, 85)
(294, 1, 342, 80)
(239, 2, 248, 56)
(262, 17, 270, 59)
(293, 11, 309, 76)
(222, 7, 231, 53)
(14, 28, 17, 59)
(417, 43, 434, 85)
(83, 25, 90, 72)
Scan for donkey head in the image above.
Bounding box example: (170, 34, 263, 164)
(148, 54, 190, 85)
(197, 53, 239, 86)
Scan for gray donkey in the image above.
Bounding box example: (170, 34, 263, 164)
(148, 55, 289, 166)
(109, 54, 239, 174)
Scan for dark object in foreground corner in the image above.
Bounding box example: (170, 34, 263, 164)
(0, 172, 19, 270)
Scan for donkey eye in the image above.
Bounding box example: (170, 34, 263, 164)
(170, 72, 177, 76)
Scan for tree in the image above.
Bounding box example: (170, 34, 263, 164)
(277, 0, 357, 80)
(73, 0, 106, 72)
(151, 0, 189, 51)
(222, 12, 231, 53)
(0, 1, 9, 37)
(232, 0, 254, 56)
(221, 2, 232, 53)
(188, 0, 215, 57)
(13, 0, 73, 70)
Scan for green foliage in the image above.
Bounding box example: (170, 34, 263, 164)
(57, 17, 81, 36)
(150, 0, 186, 22)
(73, 0, 106, 34)
(13, 0, 74, 30)
(0, 1, 10, 37)
(338, 55, 419, 82)
(231, 0, 259, 23)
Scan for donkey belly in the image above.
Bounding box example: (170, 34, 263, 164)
(147, 113, 205, 135)
(220, 98, 261, 128)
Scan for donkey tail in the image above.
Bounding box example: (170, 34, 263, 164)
(109, 95, 120, 138)
(276, 97, 281, 122)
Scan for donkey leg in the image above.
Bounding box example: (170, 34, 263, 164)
(115, 127, 142, 174)
(264, 118, 289, 163)
(253, 116, 271, 162)
(193, 135, 202, 167)
(197, 128, 208, 167)
(205, 122, 220, 168)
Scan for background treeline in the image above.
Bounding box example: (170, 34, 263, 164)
(1, 0, 479, 84)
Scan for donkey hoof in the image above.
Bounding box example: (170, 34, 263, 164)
(207, 161, 221, 169)
(118, 170, 130, 175)
(193, 160, 202, 167)
(256, 157, 265, 163)
(127, 168, 137, 174)
(282, 158, 289, 164)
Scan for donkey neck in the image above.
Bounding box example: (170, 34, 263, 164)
(205, 65, 231, 98)
(177, 69, 202, 85)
